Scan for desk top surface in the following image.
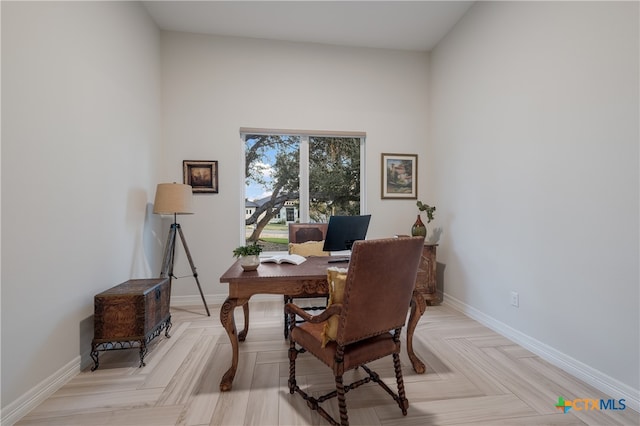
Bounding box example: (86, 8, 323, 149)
(220, 256, 345, 283)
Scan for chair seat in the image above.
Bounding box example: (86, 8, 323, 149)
(291, 322, 400, 371)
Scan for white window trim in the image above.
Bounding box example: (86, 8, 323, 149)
(239, 129, 367, 245)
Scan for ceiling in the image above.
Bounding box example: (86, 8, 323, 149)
(143, 1, 474, 52)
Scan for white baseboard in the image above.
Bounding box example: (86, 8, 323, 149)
(170, 293, 227, 307)
(1, 356, 81, 426)
(170, 293, 283, 308)
(443, 293, 640, 413)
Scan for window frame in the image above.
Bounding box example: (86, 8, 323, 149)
(239, 128, 367, 246)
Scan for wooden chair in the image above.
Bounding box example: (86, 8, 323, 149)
(285, 236, 424, 426)
(288, 222, 328, 245)
(283, 223, 329, 338)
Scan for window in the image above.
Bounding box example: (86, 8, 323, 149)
(242, 129, 365, 252)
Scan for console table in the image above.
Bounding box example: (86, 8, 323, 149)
(91, 278, 172, 371)
(415, 244, 439, 304)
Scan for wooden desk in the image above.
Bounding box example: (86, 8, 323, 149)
(219, 255, 430, 391)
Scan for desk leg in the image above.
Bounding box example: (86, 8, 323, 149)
(238, 302, 250, 342)
(406, 291, 427, 374)
(220, 297, 249, 391)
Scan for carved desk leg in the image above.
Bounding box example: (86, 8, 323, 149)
(220, 297, 248, 391)
(238, 301, 250, 342)
(406, 290, 428, 374)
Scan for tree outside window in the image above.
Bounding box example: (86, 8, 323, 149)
(244, 133, 363, 249)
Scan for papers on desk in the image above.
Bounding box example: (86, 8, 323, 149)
(327, 250, 350, 263)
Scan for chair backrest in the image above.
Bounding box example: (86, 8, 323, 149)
(337, 236, 424, 345)
(288, 223, 328, 243)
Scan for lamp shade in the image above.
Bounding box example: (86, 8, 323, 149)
(153, 183, 194, 215)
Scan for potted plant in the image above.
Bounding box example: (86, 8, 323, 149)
(412, 201, 436, 237)
(233, 242, 263, 271)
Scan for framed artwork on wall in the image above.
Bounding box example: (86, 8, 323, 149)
(183, 160, 218, 193)
(381, 153, 417, 199)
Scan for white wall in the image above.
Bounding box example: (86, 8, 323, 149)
(429, 0, 639, 397)
(160, 32, 431, 299)
(1, 0, 163, 413)
(5, 0, 636, 419)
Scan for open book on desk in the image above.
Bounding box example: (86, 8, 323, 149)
(260, 253, 307, 265)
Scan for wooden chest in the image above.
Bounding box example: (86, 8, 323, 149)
(91, 278, 171, 370)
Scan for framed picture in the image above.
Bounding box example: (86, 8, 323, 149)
(381, 153, 417, 199)
(183, 160, 218, 193)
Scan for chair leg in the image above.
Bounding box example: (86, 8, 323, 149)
(335, 374, 349, 426)
(288, 337, 297, 394)
(283, 296, 292, 339)
(393, 352, 409, 415)
(284, 312, 289, 339)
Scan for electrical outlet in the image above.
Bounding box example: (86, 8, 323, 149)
(510, 291, 519, 308)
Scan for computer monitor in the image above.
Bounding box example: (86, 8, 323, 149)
(322, 215, 372, 252)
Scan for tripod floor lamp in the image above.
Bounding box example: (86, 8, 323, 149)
(153, 183, 210, 316)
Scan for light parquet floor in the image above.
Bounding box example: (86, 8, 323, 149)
(16, 300, 639, 426)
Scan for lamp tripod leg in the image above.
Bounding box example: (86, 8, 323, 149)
(176, 225, 210, 317)
(160, 225, 177, 278)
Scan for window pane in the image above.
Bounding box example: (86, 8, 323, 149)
(309, 137, 361, 222)
(244, 134, 300, 252)
(243, 133, 363, 253)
